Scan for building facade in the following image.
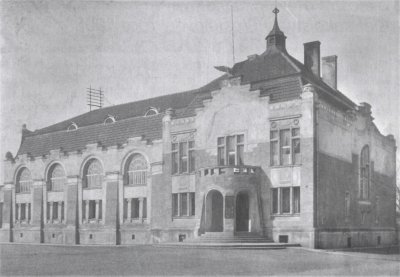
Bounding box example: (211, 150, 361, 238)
(0, 10, 397, 248)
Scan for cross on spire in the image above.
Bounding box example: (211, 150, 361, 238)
(265, 4, 286, 52)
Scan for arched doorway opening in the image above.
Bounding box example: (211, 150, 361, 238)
(236, 191, 250, 232)
(205, 190, 223, 232)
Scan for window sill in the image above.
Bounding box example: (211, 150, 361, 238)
(16, 191, 31, 195)
(358, 200, 371, 205)
(46, 220, 64, 224)
(172, 216, 195, 219)
(171, 172, 196, 177)
(124, 184, 147, 187)
(123, 218, 147, 223)
(271, 213, 300, 217)
(270, 164, 302, 169)
(83, 219, 102, 224)
(15, 220, 31, 224)
(83, 187, 102, 190)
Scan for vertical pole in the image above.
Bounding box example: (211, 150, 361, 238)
(58, 201, 62, 222)
(85, 200, 89, 222)
(231, 5, 235, 65)
(95, 200, 99, 221)
(127, 199, 131, 222)
(49, 202, 53, 223)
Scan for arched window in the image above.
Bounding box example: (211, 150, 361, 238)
(360, 145, 370, 200)
(16, 168, 32, 193)
(104, 115, 116, 124)
(47, 164, 66, 191)
(125, 154, 148, 186)
(68, 122, 78, 131)
(83, 159, 103, 188)
(144, 107, 158, 117)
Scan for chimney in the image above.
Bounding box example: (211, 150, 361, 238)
(304, 41, 321, 77)
(322, 55, 337, 89)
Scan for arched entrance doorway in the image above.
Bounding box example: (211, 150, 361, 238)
(236, 191, 250, 232)
(205, 190, 223, 232)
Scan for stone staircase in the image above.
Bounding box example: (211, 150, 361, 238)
(156, 232, 300, 250)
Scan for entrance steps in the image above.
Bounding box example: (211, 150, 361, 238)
(156, 232, 300, 250)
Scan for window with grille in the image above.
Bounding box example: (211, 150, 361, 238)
(84, 159, 103, 188)
(172, 140, 195, 174)
(126, 154, 148, 186)
(217, 134, 244, 166)
(270, 127, 300, 166)
(48, 164, 66, 191)
(359, 145, 370, 200)
(16, 168, 32, 193)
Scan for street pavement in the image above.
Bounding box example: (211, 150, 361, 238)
(0, 243, 399, 276)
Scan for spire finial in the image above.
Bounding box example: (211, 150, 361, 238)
(273, 7, 279, 16)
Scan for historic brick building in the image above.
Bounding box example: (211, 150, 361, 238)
(0, 9, 397, 248)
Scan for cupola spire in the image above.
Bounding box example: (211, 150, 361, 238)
(265, 6, 287, 52)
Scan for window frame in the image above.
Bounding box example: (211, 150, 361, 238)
(270, 126, 301, 166)
(271, 186, 300, 216)
(16, 168, 32, 194)
(126, 154, 148, 186)
(359, 145, 370, 200)
(217, 134, 245, 166)
(83, 159, 104, 189)
(171, 140, 195, 175)
(172, 192, 195, 218)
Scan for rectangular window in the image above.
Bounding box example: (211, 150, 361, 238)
(98, 200, 102, 220)
(280, 130, 291, 165)
(180, 193, 188, 216)
(293, 187, 300, 214)
(88, 200, 96, 220)
(53, 202, 58, 220)
(0, 203, 2, 228)
(272, 187, 300, 215)
(218, 137, 225, 166)
(345, 192, 350, 219)
(270, 131, 279, 166)
(227, 136, 236, 165)
(142, 198, 147, 219)
(281, 187, 291, 213)
(61, 202, 64, 221)
(28, 203, 31, 221)
(270, 126, 301, 166)
(20, 203, 26, 221)
(132, 198, 140, 219)
(189, 141, 195, 173)
(172, 140, 195, 174)
(292, 128, 301, 164)
(217, 134, 245, 166)
(272, 188, 279, 214)
(172, 194, 179, 217)
(180, 142, 188, 173)
(172, 192, 195, 217)
(190, 192, 195, 216)
(172, 143, 179, 174)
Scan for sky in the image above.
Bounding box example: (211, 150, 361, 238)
(1, 0, 399, 174)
